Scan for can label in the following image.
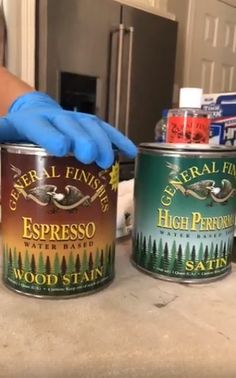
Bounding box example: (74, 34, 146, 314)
(132, 151, 236, 281)
(166, 116, 210, 143)
(2, 149, 119, 296)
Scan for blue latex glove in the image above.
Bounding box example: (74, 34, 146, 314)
(0, 91, 137, 168)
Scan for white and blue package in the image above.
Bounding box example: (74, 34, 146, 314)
(202, 92, 236, 118)
(209, 117, 236, 145)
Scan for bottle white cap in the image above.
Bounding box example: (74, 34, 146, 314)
(179, 87, 203, 108)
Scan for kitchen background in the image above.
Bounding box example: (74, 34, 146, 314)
(2, 0, 236, 178)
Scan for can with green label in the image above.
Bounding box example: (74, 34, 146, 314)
(132, 143, 236, 283)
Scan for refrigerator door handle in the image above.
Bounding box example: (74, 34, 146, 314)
(114, 24, 125, 129)
(125, 26, 134, 137)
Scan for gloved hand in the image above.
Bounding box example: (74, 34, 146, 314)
(0, 91, 137, 168)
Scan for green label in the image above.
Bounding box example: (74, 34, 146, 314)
(132, 152, 236, 280)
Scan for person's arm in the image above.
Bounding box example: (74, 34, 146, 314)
(0, 66, 34, 115)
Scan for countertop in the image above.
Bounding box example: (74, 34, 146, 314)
(0, 237, 236, 378)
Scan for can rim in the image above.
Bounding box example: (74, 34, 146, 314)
(1, 143, 119, 156)
(139, 143, 236, 152)
(1, 143, 51, 155)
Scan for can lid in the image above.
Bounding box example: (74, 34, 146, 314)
(179, 87, 203, 108)
(139, 142, 236, 153)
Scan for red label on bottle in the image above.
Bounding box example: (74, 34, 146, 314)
(166, 116, 210, 144)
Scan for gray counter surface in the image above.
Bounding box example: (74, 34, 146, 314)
(0, 237, 236, 378)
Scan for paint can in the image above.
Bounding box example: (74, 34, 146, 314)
(132, 143, 236, 283)
(1, 144, 119, 298)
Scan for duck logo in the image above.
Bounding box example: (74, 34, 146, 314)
(166, 162, 236, 206)
(19, 184, 92, 210)
(9, 163, 111, 212)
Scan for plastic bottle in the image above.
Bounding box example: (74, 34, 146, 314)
(154, 109, 168, 142)
(166, 87, 211, 144)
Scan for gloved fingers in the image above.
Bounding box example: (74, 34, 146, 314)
(72, 113, 115, 168)
(93, 118, 137, 159)
(0, 118, 25, 142)
(49, 114, 98, 164)
(53, 110, 137, 159)
(7, 115, 71, 156)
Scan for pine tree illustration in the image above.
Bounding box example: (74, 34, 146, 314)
(3, 245, 8, 278)
(38, 252, 45, 274)
(177, 244, 183, 273)
(144, 235, 152, 268)
(169, 240, 177, 272)
(191, 245, 196, 262)
(61, 256, 67, 276)
(31, 254, 36, 274)
(163, 242, 169, 271)
(52, 253, 59, 275)
(195, 242, 206, 276)
(204, 245, 209, 262)
(227, 239, 231, 259)
(104, 248, 109, 276)
(18, 252, 23, 271)
(198, 243, 204, 262)
(75, 254, 81, 273)
(135, 233, 142, 264)
(67, 252, 75, 275)
(24, 250, 30, 272)
(227, 238, 233, 260)
(13, 248, 17, 269)
(136, 232, 143, 264)
(213, 244, 220, 272)
(219, 240, 223, 256)
(104, 245, 109, 275)
(94, 249, 100, 269)
(45, 256, 51, 274)
(222, 243, 227, 260)
(214, 244, 218, 260)
(9, 248, 13, 267)
(156, 238, 163, 269)
(88, 252, 93, 272)
(148, 240, 156, 271)
(100, 250, 104, 267)
(8, 248, 13, 278)
(108, 246, 112, 275)
(158, 238, 163, 254)
(184, 242, 190, 270)
(140, 236, 147, 268)
(209, 242, 214, 259)
(134, 232, 139, 260)
(82, 250, 88, 273)
(139, 232, 143, 254)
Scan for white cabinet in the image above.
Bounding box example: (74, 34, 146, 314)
(114, 0, 174, 19)
(184, 0, 236, 93)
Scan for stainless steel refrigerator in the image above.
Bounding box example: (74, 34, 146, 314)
(36, 0, 177, 178)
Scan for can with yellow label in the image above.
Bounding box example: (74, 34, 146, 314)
(1, 144, 119, 297)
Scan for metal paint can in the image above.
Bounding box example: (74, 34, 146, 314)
(132, 143, 236, 283)
(1, 144, 119, 298)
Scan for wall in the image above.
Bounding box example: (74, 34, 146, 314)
(2, 0, 35, 86)
(2, 0, 21, 77)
